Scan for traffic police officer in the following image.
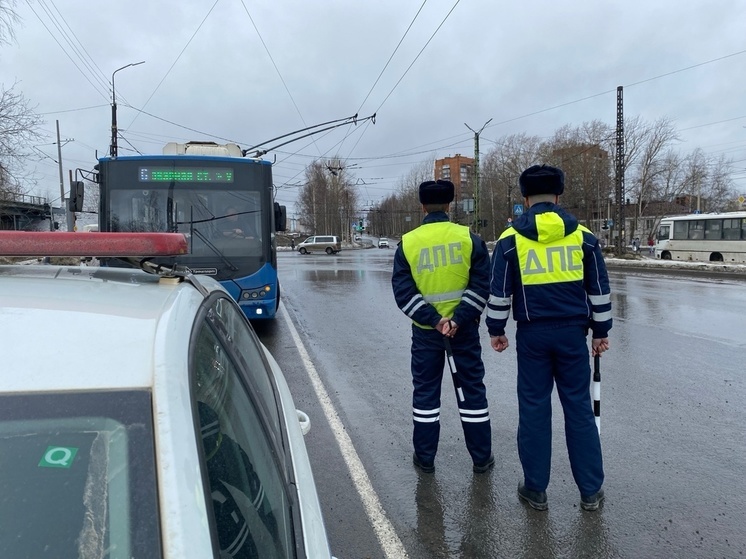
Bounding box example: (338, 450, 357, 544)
(392, 179, 494, 474)
(487, 164, 612, 511)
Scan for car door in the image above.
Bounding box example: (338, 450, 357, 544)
(189, 294, 302, 558)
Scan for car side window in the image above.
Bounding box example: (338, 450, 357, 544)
(191, 300, 295, 559)
(212, 298, 283, 438)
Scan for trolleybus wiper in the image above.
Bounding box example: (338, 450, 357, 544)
(191, 227, 238, 272)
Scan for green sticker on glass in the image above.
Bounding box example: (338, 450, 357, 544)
(39, 446, 79, 468)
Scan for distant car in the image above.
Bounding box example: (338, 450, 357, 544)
(354, 235, 361, 242)
(0, 231, 333, 559)
(378, 237, 389, 248)
(297, 235, 341, 255)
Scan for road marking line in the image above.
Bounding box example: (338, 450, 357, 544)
(279, 301, 409, 559)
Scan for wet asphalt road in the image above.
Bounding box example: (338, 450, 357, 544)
(256, 245, 746, 559)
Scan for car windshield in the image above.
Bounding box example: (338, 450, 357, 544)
(0, 391, 160, 558)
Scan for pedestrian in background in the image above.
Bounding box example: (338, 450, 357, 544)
(487, 164, 612, 511)
(392, 179, 494, 474)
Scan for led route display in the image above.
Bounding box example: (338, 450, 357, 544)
(138, 167, 234, 183)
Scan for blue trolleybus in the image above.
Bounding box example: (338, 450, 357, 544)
(95, 141, 286, 319)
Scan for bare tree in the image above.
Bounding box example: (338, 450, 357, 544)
(367, 158, 435, 238)
(545, 121, 614, 229)
(0, 0, 19, 46)
(625, 117, 679, 233)
(1, 3, 43, 199)
(698, 152, 736, 213)
(481, 133, 542, 240)
(296, 158, 358, 239)
(0, 83, 44, 197)
(394, 158, 433, 235)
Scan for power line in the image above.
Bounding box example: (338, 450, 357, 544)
(373, 0, 461, 115)
(24, 0, 109, 101)
(38, 104, 109, 115)
(238, 0, 320, 155)
(336, 0, 455, 167)
(355, 0, 428, 116)
(124, 0, 220, 132)
(37, 0, 110, 94)
(484, 48, 746, 134)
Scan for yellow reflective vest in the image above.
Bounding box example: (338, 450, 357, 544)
(514, 228, 585, 285)
(402, 221, 473, 328)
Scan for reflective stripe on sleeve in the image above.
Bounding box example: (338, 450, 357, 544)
(406, 300, 427, 318)
(464, 289, 487, 305)
(593, 310, 612, 322)
(402, 294, 424, 314)
(589, 294, 611, 305)
(462, 289, 487, 312)
(488, 295, 511, 307)
(486, 308, 509, 320)
(487, 294, 511, 319)
(464, 298, 485, 312)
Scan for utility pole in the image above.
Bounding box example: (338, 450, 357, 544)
(465, 119, 492, 234)
(56, 120, 75, 231)
(615, 86, 625, 254)
(111, 61, 145, 158)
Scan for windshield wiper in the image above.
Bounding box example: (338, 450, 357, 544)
(191, 227, 238, 272)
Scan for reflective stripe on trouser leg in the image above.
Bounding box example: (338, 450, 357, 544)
(411, 325, 444, 463)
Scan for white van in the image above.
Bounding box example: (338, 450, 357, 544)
(297, 235, 341, 255)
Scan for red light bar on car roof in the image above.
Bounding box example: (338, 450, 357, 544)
(0, 232, 189, 257)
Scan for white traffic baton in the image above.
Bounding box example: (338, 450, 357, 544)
(443, 337, 465, 403)
(593, 354, 601, 434)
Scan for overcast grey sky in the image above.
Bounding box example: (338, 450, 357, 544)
(3, 0, 746, 215)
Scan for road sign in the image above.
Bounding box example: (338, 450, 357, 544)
(513, 204, 524, 216)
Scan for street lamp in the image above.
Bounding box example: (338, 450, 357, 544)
(464, 118, 492, 233)
(110, 61, 145, 158)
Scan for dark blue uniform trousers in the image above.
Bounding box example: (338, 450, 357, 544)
(515, 323, 604, 497)
(411, 322, 491, 465)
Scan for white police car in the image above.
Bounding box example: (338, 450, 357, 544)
(0, 231, 333, 558)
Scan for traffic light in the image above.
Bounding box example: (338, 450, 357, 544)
(69, 181, 85, 212)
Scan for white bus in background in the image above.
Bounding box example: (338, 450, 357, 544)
(655, 211, 746, 263)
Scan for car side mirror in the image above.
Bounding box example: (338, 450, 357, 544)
(274, 202, 287, 232)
